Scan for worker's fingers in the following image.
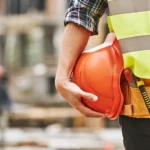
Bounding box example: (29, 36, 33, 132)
(70, 83, 98, 101)
(76, 104, 104, 118)
(56, 80, 103, 118)
(79, 90, 98, 101)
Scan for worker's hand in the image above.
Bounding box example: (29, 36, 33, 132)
(55, 79, 104, 118)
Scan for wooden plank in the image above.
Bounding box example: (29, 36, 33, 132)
(9, 107, 83, 120)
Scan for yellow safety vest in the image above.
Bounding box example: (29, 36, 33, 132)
(107, 0, 150, 79)
(107, 0, 150, 118)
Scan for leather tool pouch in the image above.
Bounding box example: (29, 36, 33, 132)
(121, 78, 150, 118)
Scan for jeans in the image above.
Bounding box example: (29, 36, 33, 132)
(119, 115, 150, 150)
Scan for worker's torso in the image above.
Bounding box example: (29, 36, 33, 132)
(108, 0, 150, 79)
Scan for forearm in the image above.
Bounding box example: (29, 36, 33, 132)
(55, 0, 107, 118)
(55, 23, 103, 118)
(56, 23, 91, 83)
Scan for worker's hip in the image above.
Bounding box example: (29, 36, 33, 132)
(121, 78, 150, 118)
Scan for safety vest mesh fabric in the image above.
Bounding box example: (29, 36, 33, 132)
(107, 0, 150, 79)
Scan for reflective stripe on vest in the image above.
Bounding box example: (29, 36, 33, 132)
(108, 0, 149, 15)
(108, 0, 150, 78)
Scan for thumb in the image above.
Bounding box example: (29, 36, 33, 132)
(80, 91, 98, 102)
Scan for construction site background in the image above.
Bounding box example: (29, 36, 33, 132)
(0, 0, 124, 150)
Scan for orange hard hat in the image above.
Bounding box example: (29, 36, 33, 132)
(73, 33, 124, 119)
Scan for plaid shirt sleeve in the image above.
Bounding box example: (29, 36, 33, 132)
(64, 0, 108, 35)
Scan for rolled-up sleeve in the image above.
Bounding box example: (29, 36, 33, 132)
(64, 0, 108, 35)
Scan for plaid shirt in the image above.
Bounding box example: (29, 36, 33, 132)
(64, 0, 108, 35)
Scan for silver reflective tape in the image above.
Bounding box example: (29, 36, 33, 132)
(108, 0, 150, 15)
(119, 35, 150, 53)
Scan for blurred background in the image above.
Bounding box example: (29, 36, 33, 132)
(0, 0, 124, 150)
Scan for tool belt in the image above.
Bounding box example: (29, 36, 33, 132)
(121, 77, 150, 118)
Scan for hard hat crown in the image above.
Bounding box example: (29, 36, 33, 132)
(73, 33, 124, 119)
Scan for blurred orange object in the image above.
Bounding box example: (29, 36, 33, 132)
(104, 142, 114, 150)
(0, 65, 4, 78)
(73, 33, 124, 120)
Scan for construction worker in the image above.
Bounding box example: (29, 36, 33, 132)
(55, 0, 150, 150)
